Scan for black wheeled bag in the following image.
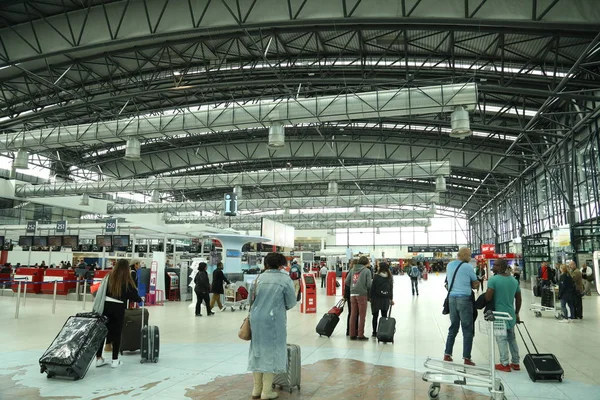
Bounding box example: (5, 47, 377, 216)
(316, 313, 340, 337)
(120, 308, 149, 354)
(140, 303, 160, 363)
(376, 306, 396, 344)
(516, 321, 564, 382)
(39, 312, 108, 380)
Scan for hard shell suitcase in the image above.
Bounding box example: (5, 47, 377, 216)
(376, 307, 396, 343)
(120, 308, 149, 354)
(316, 313, 339, 337)
(516, 321, 564, 382)
(39, 312, 108, 380)
(273, 344, 301, 393)
(140, 303, 160, 363)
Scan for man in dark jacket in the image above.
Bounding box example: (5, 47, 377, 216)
(210, 262, 231, 311)
(194, 262, 213, 316)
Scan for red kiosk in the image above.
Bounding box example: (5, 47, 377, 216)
(300, 273, 317, 313)
(12, 267, 44, 294)
(326, 270, 337, 296)
(41, 269, 77, 295)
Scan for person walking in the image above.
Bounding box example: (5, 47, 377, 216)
(443, 247, 480, 366)
(248, 253, 296, 400)
(210, 262, 230, 312)
(476, 263, 487, 293)
(570, 261, 584, 319)
(408, 263, 421, 295)
(345, 256, 372, 341)
(484, 259, 522, 372)
(289, 261, 302, 299)
(345, 259, 358, 336)
(558, 264, 576, 323)
(370, 262, 394, 337)
(320, 265, 328, 288)
(95, 259, 142, 368)
(194, 262, 213, 317)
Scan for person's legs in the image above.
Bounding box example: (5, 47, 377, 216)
(210, 294, 216, 309)
(350, 296, 358, 337)
(414, 279, 419, 295)
(195, 292, 202, 315)
(506, 328, 520, 365)
(321, 277, 325, 288)
(346, 298, 352, 336)
(560, 298, 568, 318)
(575, 293, 583, 319)
(372, 307, 379, 336)
(456, 297, 474, 360)
(495, 334, 509, 366)
(110, 305, 125, 361)
(444, 297, 460, 358)
(202, 292, 212, 314)
(357, 296, 368, 338)
(568, 299, 575, 320)
(411, 279, 416, 295)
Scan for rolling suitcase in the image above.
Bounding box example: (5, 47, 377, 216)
(273, 344, 301, 393)
(516, 321, 564, 382)
(376, 307, 396, 343)
(540, 287, 554, 309)
(140, 303, 160, 363)
(120, 308, 149, 354)
(316, 313, 340, 337)
(39, 312, 108, 380)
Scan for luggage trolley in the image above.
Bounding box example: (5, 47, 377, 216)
(223, 283, 249, 312)
(529, 277, 562, 319)
(422, 311, 512, 400)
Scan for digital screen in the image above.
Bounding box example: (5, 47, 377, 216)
(33, 236, 48, 246)
(96, 235, 112, 247)
(112, 235, 130, 248)
(304, 275, 315, 285)
(19, 236, 33, 247)
(48, 236, 62, 247)
(0, 236, 3, 248)
(62, 236, 79, 248)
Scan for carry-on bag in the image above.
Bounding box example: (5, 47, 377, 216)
(327, 299, 345, 316)
(120, 307, 149, 354)
(376, 306, 396, 344)
(273, 344, 301, 393)
(540, 287, 554, 308)
(140, 302, 160, 363)
(316, 313, 340, 337)
(39, 312, 108, 380)
(516, 321, 564, 382)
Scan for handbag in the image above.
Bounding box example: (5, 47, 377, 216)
(442, 262, 466, 315)
(238, 277, 259, 341)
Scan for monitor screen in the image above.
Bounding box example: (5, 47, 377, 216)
(304, 275, 315, 285)
(96, 235, 112, 247)
(48, 236, 62, 247)
(62, 236, 79, 248)
(33, 236, 48, 246)
(112, 235, 130, 248)
(0, 236, 3, 248)
(19, 236, 33, 247)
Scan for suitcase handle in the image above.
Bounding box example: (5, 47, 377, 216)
(515, 321, 539, 355)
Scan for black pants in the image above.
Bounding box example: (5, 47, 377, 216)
(411, 278, 419, 294)
(372, 302, 390, 335)
(321, 276, 326, 288)
(195, 291, 211, 315)
(96, 301, 125, 360)
(574, 292, 583, 319)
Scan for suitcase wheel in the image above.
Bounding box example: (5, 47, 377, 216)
(534, 311, 542, 318)
(289, 388, 293, 393)
(46, 372, 55, 379)
(140, 360, 145, 364)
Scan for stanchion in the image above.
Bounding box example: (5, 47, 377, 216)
(23, 279, 27, 306)
(15, 282, 21, 319)
(52, 280, 58, 314)
(75, 280, 80, 301)
(82, 281, 87, 310)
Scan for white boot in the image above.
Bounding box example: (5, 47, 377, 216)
(252, 372, 263, 399)
(261, 373, 279, 399)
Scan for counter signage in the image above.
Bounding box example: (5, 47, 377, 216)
(149, 261, 158, 296)
(56, 220, 67, 234)
(226, 249, 242, 257)
(408, 245, 459, 253)
(26, 220, 37, 233)
(105, 219, 117, 233)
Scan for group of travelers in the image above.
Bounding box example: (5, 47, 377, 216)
(193, 261, 230, 316)
(557, 261, 587, 322)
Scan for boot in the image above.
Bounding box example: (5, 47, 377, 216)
(261, 373, 279, 399)
(252, 372, 263, 399)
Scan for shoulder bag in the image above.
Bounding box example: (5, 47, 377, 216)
(442, 262, 466, 315)
(238, 277, 259, 341)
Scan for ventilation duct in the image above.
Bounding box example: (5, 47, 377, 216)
(233, 186, 242, 199)
(328, 181, 339, 195)
(124, 137, 141, 161)
(80, 193, 89, 206)
(450, 106, 471, 139)
(150, 190, 160, 203)
(430, 203, 437, 214)
(14, 150, 29, 169)
(268, 122, 285, 148)
(436, 175, 447, 192)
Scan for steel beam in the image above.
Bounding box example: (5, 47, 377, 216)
(220, 219, 431, 230)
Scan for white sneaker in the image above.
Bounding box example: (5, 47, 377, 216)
(111, 359, 122, 368)
(559, 319, 570, 323)
(220, 306, 227, 312)
(96, 358, 107, 368)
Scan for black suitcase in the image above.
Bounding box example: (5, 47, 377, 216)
(541, 287, 554, 308)
(120, 308, 149, 354)
(140, 303, 160, 363)
(516, 321, 564, 382)
(376, 308, 396, 343)
(316, 313, 339, 337)
(39, 312, 108, 380)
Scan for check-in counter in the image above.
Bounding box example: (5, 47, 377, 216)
(12, 267, 44, 294)
(93, 269, 110, 283)
(41, 269, 77, 295)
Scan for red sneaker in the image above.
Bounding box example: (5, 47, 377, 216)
(509, 363, 520, 371)
(495, 364, 511, 372)
(464, 359, 476, 366)
(443, 355, 453, 362)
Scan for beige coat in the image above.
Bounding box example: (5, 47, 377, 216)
(571, 269, 584, 293)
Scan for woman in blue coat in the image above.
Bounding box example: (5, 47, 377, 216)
(248, 253, 296, 399)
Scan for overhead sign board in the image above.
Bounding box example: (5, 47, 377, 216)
(407, 245, 459, 253)
(26, 221, 37, 234)
(56, 220, 67, 234)
(224, 193, 238, 216)
(105, 218, 117, 233)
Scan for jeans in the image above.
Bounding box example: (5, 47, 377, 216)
(411, 278, 419, 294)
(195, 291, 211, 315)
(444, 296, 474, 360)
(321, 277, 326, 288)
(349, 296, 368, 337)
(496, 327, 519, 366)
(561, 297, 575, 319)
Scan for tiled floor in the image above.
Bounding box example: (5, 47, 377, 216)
(0, 273, 599, 399)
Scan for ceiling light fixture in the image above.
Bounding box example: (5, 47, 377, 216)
(436, 176, 447, 192)
(14, 150, 29, 169)
(328, 181, 339, 195)
(80, 193, 89, 206)
(450, 106, 472, 139)
(267, 122, 285, 148)
(124, 137, 141, 161)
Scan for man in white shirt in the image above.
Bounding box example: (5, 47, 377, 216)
(320, 265, 328, 288)
(581, 263, 594, 295)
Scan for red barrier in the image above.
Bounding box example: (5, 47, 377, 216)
(42, 269, 76, 295)
(12, 268, 44, 294)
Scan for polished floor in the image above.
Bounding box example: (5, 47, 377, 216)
(0, 273, 599, 400)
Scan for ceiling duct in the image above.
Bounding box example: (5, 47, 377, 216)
(268, 122, 285, 148)
(1, 84, 478, 151)
(79, 193, 89, 206)
(124, 137, 141, 161)
(328, 181, 339, 195)
(449, 106, 471, 139)
(14, 150, 29, 169)
(430, 203, 437, 214)
(233, 186, 242, 199)
(436, 175, 447, 192)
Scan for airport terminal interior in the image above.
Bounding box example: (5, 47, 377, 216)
(0, 1, 600, 399)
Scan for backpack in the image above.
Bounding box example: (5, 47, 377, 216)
(290, 268, 300, 280)
(375, 275, 392, 298)
(409, 266, 420, 278)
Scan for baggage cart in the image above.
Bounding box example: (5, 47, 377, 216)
(223, 283, 248, 312)
(529, 277, 562, 319)
(422, 311, 512, 400)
